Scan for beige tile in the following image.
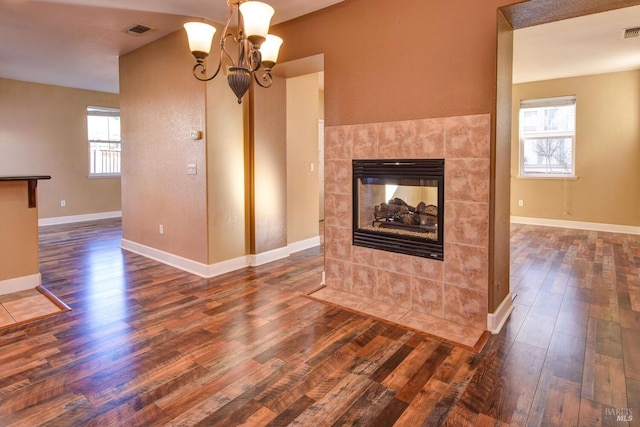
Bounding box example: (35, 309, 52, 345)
(4, 294, 60, 323)
(411, 256, 444, 281)
(377, 271, 411, 309)
(377, 120, 415, 159)
(398, 310, 441, 333)
(324, 160, 352, 195)
(444, 201, 489, 247)
(410, 277, 443, 317)
(325, 126, 353, 160)
(352, 264, 378, 297)
(324, 258, 353, 292)
(352, 123, 379, 159)
(444, 243, 488, 292)
(352, 245, 377, 268)
(444, 114, 491, 158)
(413, 118, 445, 158)
(442, 284, 487, 329)
(0, 288, 40, 304)
(324, 193, 352, 229)
(310, 287, 348, 301)
(445, 158, 490, 203)
(431, 319, 485, 348)
(325, 226, 353, 262)
(338, 292, 377, 312)
(376, 250, 413, 275)
(0, 305, 16, 328)
(361, 300, 407, 323)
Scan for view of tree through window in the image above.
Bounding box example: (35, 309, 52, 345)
(519, 95, 576, 177)
(87, 106, 120, 176)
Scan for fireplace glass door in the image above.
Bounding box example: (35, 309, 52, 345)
(352, 159, 444, 260)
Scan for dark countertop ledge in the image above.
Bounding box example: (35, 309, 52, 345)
(0, 175, 51, 181)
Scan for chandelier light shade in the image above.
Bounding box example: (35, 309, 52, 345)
(184, 0, 283, 103)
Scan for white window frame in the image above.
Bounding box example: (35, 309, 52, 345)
(87, 106, 121, 178)
(518, 95, 576, 179)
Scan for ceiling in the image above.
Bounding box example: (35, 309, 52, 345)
(513, 5, 640, 83)
(1, 1, 640, 93)
(0, 0, 343, 93)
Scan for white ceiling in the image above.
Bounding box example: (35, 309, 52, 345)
(513, 5, 640, 83)
(0, 0, 342, 93)
(1, 1, 639, 93)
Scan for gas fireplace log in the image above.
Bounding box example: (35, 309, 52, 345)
(374, 200, 438, 225)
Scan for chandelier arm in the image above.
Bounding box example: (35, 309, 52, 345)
(247, 48, 262, 73)
(253, 69, 273, 88)
(192, 60, 223, 82)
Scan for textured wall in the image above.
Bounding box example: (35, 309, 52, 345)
(120, 31, 209, 263)
(286, 74, 322, 244)
(511, 70, 640, 226)
(0, 78, 120, 219)
(0, 182, 38, 281)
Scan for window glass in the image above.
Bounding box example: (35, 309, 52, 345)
(87, 106, 120, 176)
(519, 96, 576, 177)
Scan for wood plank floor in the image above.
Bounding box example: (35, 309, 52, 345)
(0, 219, 637, 426)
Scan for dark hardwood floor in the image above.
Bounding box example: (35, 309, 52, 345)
(0, 219, 638, 426)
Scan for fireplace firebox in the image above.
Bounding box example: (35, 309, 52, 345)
(352, 159, 444, 260)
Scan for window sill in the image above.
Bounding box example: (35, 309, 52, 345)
(515, 175, 578, 180)
(88, 174, 121, 179)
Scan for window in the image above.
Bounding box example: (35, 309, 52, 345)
(519, 95, 576, 178)
(87, 106, 120, 176)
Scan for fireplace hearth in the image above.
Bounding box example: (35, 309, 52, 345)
(352, 159, 444, 260)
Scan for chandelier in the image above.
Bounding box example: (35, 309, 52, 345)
(184, 0, 283, 104)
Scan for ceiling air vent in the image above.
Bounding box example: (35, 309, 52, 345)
(624, 27, 640, 38)
(125, 24, 155, 36)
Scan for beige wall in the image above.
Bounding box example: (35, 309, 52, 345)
(493, 11, 514, 309)
(0, 78, 120, 219)
(286, 74, 322, 244)
(0, 182, 38, 281)
(511, 70, 640, 226)
(120, 31, 209, 263)
(275, 0, 513, 127)
(251, 77, 287, 254)
(205, 65, 247, 264)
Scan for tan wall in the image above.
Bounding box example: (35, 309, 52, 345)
(0, 78, 120, 219)
(287, 74, 321, 244)
(275, 0, 514, 127)
(251, 77, 287, 255)
(0, 182, 38, 281)
(206, 65, 247, 264)
(511, 70, 640, 226)
(493, 11, 514, 309)
(120, 31, 209, 263)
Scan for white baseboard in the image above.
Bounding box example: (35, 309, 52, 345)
(121, 239, 213, 277)
(487, 292, 514, 334)
(511, 216, 640, 235)
(121, 236, 321, 279)
(288, 236, 321, 254)
(0, 273, 41, 295)
(248, 246, 290, 267)
(39, 211, 122, 227)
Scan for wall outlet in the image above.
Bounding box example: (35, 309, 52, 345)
(518, 199, 524, 207)
(60, 200, 66, 207)
(187, 164, 197, 175)
(310, 162, 315, 172)
(159, 224, 164, 235)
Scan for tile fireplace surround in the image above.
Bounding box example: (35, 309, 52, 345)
(310, 114, 491, 350)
